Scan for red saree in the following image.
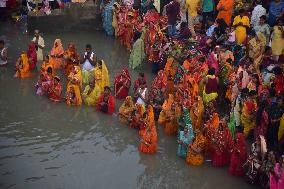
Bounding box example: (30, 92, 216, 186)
(229, 133, 247, 176)
(96, 94, 116, 114)
(114, 68, 131, 99)
(27, 42, 37, 71)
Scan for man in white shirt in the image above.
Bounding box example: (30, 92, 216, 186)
(82, 44, 96, 84)
(251, 0, 266, 27)
(32, 30, 45, 62)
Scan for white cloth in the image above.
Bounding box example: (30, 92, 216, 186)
(136, 88, 147, 107)
(0, 48, 7, 65)
(32, 36, 45, 61)
(206, 24, 216, 37)
(0, 0, 7, 8)
(251, 5, 266, 27)
(82, 52, 95, 71)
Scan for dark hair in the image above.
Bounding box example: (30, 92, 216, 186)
(265, 46, 271, 53)
(260, 15, 266, 21)
(0, 40, 4, 45)
(86, 44, 92, 49)
(47, 67, 53, 74)
(198, 57, 206, 63)
(45, 55, 49, 59)
(249, 30, 256, 37)
(249, 90, 257, 96)
(104, 86, 111, 91)
(139, 73, 145, 77)
(226, 58, 233, 64)
(98, 60, 103, 65)
(269, 88, 276, 97)
(133, 31, 141, 42)
(181, 22, 187, 28)
(273, 66, 282, 75)
(207, 17, 215, 23)
(239, 9, 245, 14)
(208, 68, 215, 75)
(241, 88, 249, 98)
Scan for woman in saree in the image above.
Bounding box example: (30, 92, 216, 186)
(151, 70, 167, 95)
(248, 32, 266, 69)
(114, 68, 131, 99)
(271, 19, 284, 60)
(119, 96, 135, 124)
(67, 66, 82, 90)
(186, 129, 206, 166)
(82, 79, 101, 106)
(216, 0, 233, 26)
(164, 57, 177, 96)
(139, 105, 158, 154)
(48, 76, 62, 103)
(124, 12, 135, 50)
(63, 43, 80, 76)
(35, 57, 54, 96)
(101, 0, 115, 36)
(150, 88, 164, 121)
(94, 60, 109, 92)
(177, 124, 193, 159)
(241, 91, 257, 138)
(212, 119, 233, 167)
(66, 85, 82, 106)
(50, 39, 64, 69)
(229, 133, 247, 177)
(14, 51, 32, 78)
(177, 108, 194, 158)
(232, 9, 250, 45)
(260, 151, 277, 189)
(202, 68, 219, 105)
(164, 103, 178, 136)
(273, 155, 284, 189)
(40, 55, 54, 77)
(133, 73, 147, 101)
(129, 104, 145, 129)
(204, 112, 220, 158)
(190, 96, 204, 132)
(254, 101, 269, 141)
(27, 42, 38, 71)
(129, 31, 146, 70)
(66, 66, 82, 106)
(185, 76, 199, 104)
(96, 86, 115, 114)
(112, 2, 120, 37)
(279, 113, 284, 151)
(139, 105, 155, 136)
(158, 94, 174, 127)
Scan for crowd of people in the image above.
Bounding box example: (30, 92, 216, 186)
(1, 0, 284, 188)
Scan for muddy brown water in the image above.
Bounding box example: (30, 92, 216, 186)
(0, 21, 256, 189)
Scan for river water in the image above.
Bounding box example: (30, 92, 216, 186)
(0, 21, 256, 189)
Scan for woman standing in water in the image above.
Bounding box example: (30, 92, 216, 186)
(139, 105, 158, 154)
(229, 133, 247, 177)
(114, 68, 131, 99)
(177, 108, 194, 158)
(50, 39, 64, 69)
(27, 42, 37, 71)
(101, 0, 115, 36)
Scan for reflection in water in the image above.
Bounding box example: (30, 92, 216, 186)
(0, 22, 256, 189)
